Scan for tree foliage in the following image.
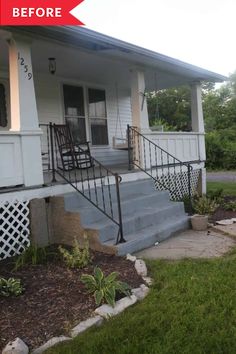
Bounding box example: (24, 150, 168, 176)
(147, 70, 236, 170)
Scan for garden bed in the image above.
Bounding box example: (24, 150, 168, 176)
(210, 196, 236, 223)
(0, 248, 143, 351)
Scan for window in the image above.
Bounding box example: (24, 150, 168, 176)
(88, 88, 108, 145)
(63, 85, 86, 144)
(0, 83, 7, 128)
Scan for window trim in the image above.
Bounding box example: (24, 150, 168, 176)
(61, 81, 110, 147)
(87, 87, 109, 147)
(0, 80, 10, 130)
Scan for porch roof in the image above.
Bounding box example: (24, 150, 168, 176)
(4, 26, 227, 89)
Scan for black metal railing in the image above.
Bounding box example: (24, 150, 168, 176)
(127, 125, 193, 204)
(41, 123, 125, 244)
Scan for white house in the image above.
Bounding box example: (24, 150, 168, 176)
(0, 26, 226, 259)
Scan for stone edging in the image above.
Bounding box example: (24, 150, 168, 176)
(2, 255, 152, 354)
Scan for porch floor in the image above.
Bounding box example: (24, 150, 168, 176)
(43, 163, 136, 185)
(0, 164, 138, 195)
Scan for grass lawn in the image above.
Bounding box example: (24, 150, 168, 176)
(207, 181, 236, 196)
(46, 249, 236, 354)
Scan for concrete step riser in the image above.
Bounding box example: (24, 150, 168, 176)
(98, 203, 186, 243)
(69, 193, 176, 225)
(65, 190, 170, 211)
(116, 218, 190, 256)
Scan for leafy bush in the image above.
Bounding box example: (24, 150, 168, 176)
(206, 129, 236, 170)
(0, 277, 24, 297)
(14, 244, 48, 270)
(223, 200, 236, 212)
(59, 236, 91, 269)
(193, 195, 218, 215)
(81, 267, 131, 307)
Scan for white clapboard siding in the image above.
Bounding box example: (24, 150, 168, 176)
(35, 75, 64, 125)
(35, 76, 132, 166)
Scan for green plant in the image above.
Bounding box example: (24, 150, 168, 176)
(180, 194, 192, 213)
(59, 236, 91, 269)
(14, 244, 48, 270)
(81, 267, 131, 307)
(0, 277, 24, 297)
(223, 200, 236, 211)
(193, 195, 218, 215)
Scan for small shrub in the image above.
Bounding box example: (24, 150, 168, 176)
(14, 244, 48, 270)
(0, 277, 24, 297)
(223, 200, 236, 212)
(59, 236, 91, 269)
(81, 266, 131, 307)
(193, 195, 218, 215)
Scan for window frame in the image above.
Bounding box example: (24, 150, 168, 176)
(0, 80, 10, 130)
(87, 87, 109, 146)
(62, 83, 88, 144)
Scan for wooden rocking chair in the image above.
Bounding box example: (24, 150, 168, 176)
(53, 124, 93, 170)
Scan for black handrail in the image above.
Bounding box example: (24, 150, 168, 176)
(40, 122, 125, 244)
(127, 125, 193, 206)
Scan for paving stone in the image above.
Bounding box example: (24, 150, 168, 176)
(32, 336, 71, 354)
(2, 338, 29, 354)
(95, 295, 137, 318)
(70, 316, 103, 337)
(135, 229, 236, 260)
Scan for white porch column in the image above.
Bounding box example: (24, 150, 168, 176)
(130, 69, 150, 130)
(130, 69, 151, 169)
(191, 82, 206, 194)
(8, 35, 43, 187)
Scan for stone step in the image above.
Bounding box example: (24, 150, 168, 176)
(84, 202, 185, 243)
(64, 179, 169, 211)
(67, 191, 172, 225)
(103, 215, 190, 255)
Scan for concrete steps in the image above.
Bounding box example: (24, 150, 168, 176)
(64, 179, 190, 255)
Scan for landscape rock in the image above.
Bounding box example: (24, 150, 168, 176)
(70, 316, 103, 337)
(2, 338, 29, 354)
(142, 276, 153, 286)
(126, 253, 136, 262)
(95, 295, 137, 318)
(216, 219, 234, 225)
(32, 336, 71, 354)
(135, 259, 148, 277)
(131, 284, 150, 300)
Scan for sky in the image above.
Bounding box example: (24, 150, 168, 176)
(76, 0, 236, 77)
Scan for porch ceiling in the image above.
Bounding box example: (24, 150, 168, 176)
(1, 26, 227, 90)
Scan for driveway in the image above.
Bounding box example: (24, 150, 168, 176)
(207, 171, 236, 182)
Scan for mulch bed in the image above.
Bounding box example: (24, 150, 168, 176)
(0, 248, 143, 351)
(210, 196, 236, 223)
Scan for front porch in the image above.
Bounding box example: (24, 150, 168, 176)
(0, 26, 226, 260)
(0, 26, 222, 193)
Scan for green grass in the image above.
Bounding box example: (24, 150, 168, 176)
(46, 250, 236, 354)
(207, 181, 236, 196)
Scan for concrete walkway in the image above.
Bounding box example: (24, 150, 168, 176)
(135, 229, 236, 260)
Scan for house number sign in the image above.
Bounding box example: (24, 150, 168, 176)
(18, 52, 33, 80)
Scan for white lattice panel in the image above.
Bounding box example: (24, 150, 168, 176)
(155, 169, 200, 201)
(0, 201, 30, 260)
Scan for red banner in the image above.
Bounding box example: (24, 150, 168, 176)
(0, 0, 85, 25)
